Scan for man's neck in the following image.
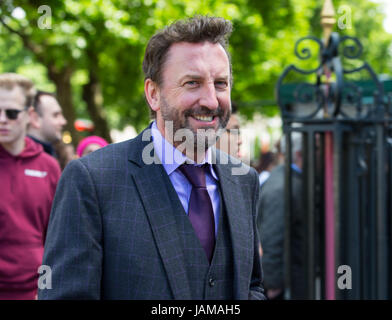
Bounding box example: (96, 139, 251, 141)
(156, 121, 209, 164)
(27, 130, 47, 144)
(152, 121, 210, 165)
(28, 134, 55, 156)
(1, 138, 25, 156)
(167, 135, 209, 164)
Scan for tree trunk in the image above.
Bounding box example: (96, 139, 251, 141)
(82, 68, 112, 143)
(47, 66, 81, 146)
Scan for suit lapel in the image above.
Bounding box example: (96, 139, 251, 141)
(214, 157, 253, 300)
(129, 127, 192, 299)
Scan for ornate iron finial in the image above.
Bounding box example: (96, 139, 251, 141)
(321, 0, 336, 45)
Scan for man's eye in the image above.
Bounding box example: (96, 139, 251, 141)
(215, 81, 228, 89)
(184, 81, 198, 87)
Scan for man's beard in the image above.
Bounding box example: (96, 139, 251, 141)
(160, 96, 231, 154)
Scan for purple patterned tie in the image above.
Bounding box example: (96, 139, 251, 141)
(179, 164, 215, 263)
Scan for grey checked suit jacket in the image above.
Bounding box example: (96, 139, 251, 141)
(38, 126, 265, 300)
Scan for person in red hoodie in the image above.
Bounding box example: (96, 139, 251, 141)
(0, 73, 61, 300)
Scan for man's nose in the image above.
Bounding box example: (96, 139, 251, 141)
(60, 115, 67, 126)
(0, 110, 7, 122)
(199, 83, 219, 110)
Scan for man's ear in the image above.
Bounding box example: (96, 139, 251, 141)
(28, 107, 41, 129)
(144, 79, 160, 113)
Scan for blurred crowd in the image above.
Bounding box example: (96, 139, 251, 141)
(0, 73, 109, 299)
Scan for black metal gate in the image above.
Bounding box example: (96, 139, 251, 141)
(276, 32, 392, 299)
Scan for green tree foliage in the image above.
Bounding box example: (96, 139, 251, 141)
(0, 0, 391, 142)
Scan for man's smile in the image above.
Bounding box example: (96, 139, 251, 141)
(193, 115, 214, 122)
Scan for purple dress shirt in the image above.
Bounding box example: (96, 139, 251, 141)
(151, 121, 221, 236)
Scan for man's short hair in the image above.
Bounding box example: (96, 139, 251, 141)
(33, 90, 56, 116)
(0, 73, 36, 108)
(143, 15, 233, 87)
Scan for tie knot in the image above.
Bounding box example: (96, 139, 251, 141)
(179, 164, 207, 188)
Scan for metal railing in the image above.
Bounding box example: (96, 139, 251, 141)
(276, 31, 391, 299)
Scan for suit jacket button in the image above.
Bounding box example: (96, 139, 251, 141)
(209, 278, 215, 287)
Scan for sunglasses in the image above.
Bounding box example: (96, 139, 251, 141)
(0, 108, 25, 120)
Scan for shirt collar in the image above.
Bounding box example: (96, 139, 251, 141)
(28, 135, 55, 156)
(151, 121, 217, 179)
(291, 163, 302, 174)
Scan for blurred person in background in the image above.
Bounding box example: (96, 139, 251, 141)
(215, 102, 242, 159)
(0, 73, 61, 300)
(53, 141, 77, 170)
(255, 151, 276, 188)
(257, 132, 305, 300)
(76, 135, 109, 158)
(27, 90, 67, 158)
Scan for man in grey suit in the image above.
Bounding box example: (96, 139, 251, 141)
(38, 15, 265, 300)
(257, 133, 305, 299)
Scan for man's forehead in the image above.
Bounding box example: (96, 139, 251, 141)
(169, 41, 227, 53)
(165, 41, 230, 75)
(0, 86, 26, 108)
(168, 41, 228, 61)
(39, 95, 61, 111)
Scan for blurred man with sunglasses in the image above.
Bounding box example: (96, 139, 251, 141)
(0, 73, 61, 299)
